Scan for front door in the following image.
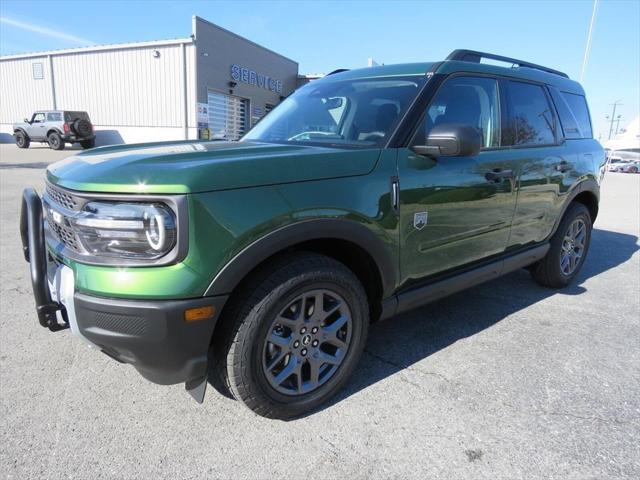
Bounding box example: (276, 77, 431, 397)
(27, 112, 46, 140)
(397, 75, 518, 286)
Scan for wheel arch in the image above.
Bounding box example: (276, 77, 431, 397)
(549, 179, 599, 239)
(205, 219, 396, 321)
(13, 127, 29, 138)
(46, 128, 63, 138)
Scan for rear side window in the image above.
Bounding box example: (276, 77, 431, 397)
(502, 81, 555, 146)
(561, 92, 592, 138)
(47, 112, 62, 122)
(64, 111, 90, 122)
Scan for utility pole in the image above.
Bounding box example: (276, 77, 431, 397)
(614, 115, 623, 136)
(608, 101, 622, 140)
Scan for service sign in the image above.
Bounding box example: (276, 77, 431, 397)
(231, 64, 283, 94)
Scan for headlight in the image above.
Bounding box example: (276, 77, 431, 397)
(71, 201, 177, 260)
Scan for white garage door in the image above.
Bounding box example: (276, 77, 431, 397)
(207, 90, 248, 140)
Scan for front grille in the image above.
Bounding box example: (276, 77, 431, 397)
(46, 183, 81, 211)
(45, 208, 80, 251)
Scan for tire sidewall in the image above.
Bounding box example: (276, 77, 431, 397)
(232, 262, 368, 417)
(48, 133, 63, 150)
(15, 131, 26, 148)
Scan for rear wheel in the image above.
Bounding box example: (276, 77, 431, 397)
(48, 132, 65, 150)
(214, 252, 369, 419)
(15, 131, 29, 148)
(80, 138, 95, 149)
(530, 203, 592, 288)
(629, 166, 638, 174)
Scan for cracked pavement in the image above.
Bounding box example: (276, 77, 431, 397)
(1, 144, 639, 479)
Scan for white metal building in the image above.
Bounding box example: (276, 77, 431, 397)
(0, 16, 299, 145)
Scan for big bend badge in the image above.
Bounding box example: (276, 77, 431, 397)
(414, 211, 428, 230)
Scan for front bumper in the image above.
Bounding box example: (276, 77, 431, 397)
(20, 188, 228, 386)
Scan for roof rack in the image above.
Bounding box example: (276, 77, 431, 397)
(446, 49, 569, 79)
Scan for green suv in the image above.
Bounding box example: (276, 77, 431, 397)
(21, 50, 604, 419)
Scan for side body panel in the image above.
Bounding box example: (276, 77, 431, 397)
(396, 147, 517, 286)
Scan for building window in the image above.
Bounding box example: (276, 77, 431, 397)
(32, 62, 44, 80)
(207, 90, 248, 140)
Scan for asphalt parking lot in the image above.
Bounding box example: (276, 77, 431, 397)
(1, 143, 638, 479)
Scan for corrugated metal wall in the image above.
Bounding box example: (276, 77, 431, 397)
(0, 42, 195, 129)
(0, 56, 53, 122)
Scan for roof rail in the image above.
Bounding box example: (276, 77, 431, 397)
(326, 68, 349, 76)
(446, 49, 569, 79)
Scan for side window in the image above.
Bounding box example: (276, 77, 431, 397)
(561, 92, 593, 139)
(413, 76, 500, 149)
(47, 112, 62, 122)
(548, 87, 581, 139)
(503, 81, 555, 146)
(32, 113, 46, 123)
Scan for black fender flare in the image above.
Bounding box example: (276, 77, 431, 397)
(548, 178, 600, 239)
(204, 218, 396, 298)
(46, 128, 63, 138)
(13, 128, 29, 139)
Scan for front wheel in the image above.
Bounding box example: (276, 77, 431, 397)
(530, 203, 592, 288)
(214, 253, 369, 419)
(15, 131, 30, 148)
(48, 132, 65, 150)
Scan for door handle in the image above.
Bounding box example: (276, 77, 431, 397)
(554, 161, 572, 173)
(485, 168, 514, 183)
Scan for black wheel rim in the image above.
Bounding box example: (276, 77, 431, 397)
(560, 218, 586, 275)
(50, 137, 59, 148)
(17, 135, 24, 146)
(262, 289, 352, 396)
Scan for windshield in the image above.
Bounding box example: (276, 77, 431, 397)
(243, 75, 426, 147)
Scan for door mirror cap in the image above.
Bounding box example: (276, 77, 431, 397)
(24, 118, 30, 123)
(412, 123, 482, 158)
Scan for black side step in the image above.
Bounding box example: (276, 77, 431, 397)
(381, 244, 549, 319)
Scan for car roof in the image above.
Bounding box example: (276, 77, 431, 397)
(321, 57, 584, 95)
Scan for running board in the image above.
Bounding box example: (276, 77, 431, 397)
(382, 244, 550, 319)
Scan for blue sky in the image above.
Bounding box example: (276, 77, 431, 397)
(1, 0, 638, 140)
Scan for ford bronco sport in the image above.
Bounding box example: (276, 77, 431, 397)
(14, 110, 95, 150)
(21, 50, 604, 419)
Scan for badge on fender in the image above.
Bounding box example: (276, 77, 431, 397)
(414, 211, 428, 230)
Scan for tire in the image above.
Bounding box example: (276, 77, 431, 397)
(73, 119, 92, 137)
(48, 132, 65, 150)
(530, 202, 592, 288)
(629, 166, 638, 174)
(213, 252, 369, 419)
(80, 138, 95, 149)
(15, 131, 30, 148)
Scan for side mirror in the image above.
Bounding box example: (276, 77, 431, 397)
(24, 118, 30, 123)
(412, 124, 482, 158)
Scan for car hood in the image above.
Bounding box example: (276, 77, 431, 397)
(46, 140, 381, 194)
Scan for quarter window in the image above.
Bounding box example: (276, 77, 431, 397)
(47, 112, 62, 122)
(503, 81, 555, 146)
(561, 92, 592, 139)
(415, 76, 501, 149)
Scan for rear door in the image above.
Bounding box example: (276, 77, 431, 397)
(500, 80, 569, 248)
(397, 75, 518, 284)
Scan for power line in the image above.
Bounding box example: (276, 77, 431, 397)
(580, 0, 598, 81)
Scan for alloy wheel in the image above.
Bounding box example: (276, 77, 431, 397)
(262, 289, 352, 396)
(560, 218, 586, 276)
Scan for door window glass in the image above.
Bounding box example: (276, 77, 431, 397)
(503, 81, 555, 146)
(415, 76, 501, 148)
(32, 113, 45, 123)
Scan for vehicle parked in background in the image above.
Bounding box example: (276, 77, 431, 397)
(13, 111, 95, 150)
(618, 161, 640, 173)
(21, 50, 603, 419)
